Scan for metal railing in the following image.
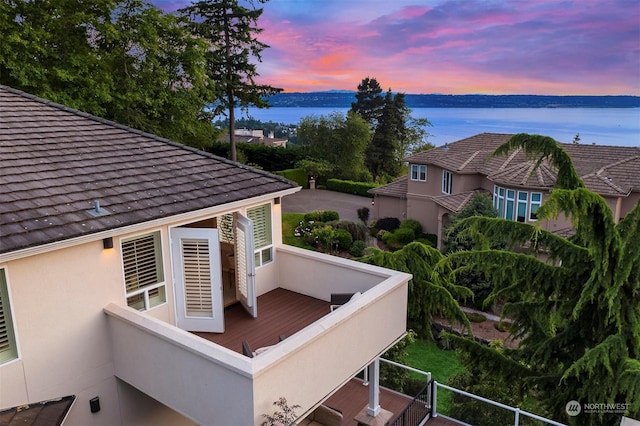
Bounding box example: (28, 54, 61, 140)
(432, 381, 567, 426)
(389, 379, 432, 426)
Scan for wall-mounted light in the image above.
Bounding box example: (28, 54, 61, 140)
(90, 396, 100, 413)
(102, 237, 114, 250)
(371, 199, 375, 206)
(274, 197, 281, 205)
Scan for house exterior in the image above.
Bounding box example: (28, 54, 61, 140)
(219, 128, 288, 148)
(370, 133, 640, 247)
(0, 86, 411, 425)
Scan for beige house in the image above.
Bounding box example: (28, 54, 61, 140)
(371, 133, 640, 247)
(0, 86, 411, 425)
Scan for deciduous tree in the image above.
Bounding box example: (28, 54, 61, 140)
(445, 134, 640, 425)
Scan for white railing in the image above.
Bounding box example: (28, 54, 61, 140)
(432, 381, 567, 426)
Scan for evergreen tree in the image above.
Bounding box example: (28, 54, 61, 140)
(350, 77, 384, 128)
(445, 134, 640, 425)
(365, 90, 402, 180)
(180, 0, 282, 161)
(359, 242, 472, 338)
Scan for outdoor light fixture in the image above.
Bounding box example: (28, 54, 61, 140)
(274, 197, 281, 205)
(102, 237, 114, 250)
(90, 396, 100, 413)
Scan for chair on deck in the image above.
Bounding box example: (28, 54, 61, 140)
(330, 292, 361, 311)
(242, 340, 254, 358)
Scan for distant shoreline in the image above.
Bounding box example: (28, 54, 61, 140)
(266, 93, 640, 109)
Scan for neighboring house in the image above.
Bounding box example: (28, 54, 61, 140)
(0, 86, 410, 425)
(370, 133, 640, 247)
(219, 128, 288, 148)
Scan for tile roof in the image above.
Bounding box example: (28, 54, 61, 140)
(369, 176, 407, 198)
(432, 190, 484, 213)
(405, 133, 640, 195)
(0, 86, 298, 255)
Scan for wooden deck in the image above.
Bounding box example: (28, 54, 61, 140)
(193, 288, 461, 425)
(194, 288, 330, 355)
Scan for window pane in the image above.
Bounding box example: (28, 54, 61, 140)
(0, 269, 18, 364)
(411, 165, 418, 180)
(420, 166, 427, 181)
(122, 232, 165, 310)
(261, 247, 273, 264)
(517, 192, 528, 222)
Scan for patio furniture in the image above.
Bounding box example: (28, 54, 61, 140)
(330, 292, 361, 311)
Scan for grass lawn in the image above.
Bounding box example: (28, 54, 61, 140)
(405, 339, 466, 416)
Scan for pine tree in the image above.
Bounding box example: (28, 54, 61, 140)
(359, 242, 472, 337)
(350, 77, 384, 128)
(445, 134, 640, 425)
(180, 0, 282, 161)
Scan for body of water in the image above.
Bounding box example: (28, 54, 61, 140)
(237, 107, 640, 147)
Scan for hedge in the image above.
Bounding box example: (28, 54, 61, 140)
(275, 168, 308, 188)
(326, 178, 379, 197)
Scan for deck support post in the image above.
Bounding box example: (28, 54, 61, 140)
(366, 358, 381, 416)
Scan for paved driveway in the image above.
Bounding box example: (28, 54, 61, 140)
(282, 189, 373, 222)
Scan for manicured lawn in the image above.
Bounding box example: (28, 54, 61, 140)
(405, 339, 466, 416)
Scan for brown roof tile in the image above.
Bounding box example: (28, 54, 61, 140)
(0, 86, 298, 255)
(406, 132, 640, 194)
(369, 176, 407, 198)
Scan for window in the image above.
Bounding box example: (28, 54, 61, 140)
(516, 191, 528, 222)
(493, 186, 542, 222)
(530, 193, 542, 220)
(442, 170, 453, 194)
(410, 164, 427, 182)
(247, 204, 273, 267)
(0, 269, 17, 364)
(122, 231, 166, 311)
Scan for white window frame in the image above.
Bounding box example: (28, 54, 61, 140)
(247, 203, 273, 267)
(410, 164, 427, 182)
(442, 170, 453, 194)
(529, 192, 542, 221)
(516, 191, 529, 222)
(121, 231, 166, 311)
(505, 189, 515, 220)
(0, 268, 18, 365)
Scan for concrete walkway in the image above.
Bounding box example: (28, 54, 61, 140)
(282, 189, 373, 223)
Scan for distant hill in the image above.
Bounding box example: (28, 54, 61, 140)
(266, 92, 640, 108)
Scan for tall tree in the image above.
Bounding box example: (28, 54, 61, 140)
(359, 242, 472, 338)
(297, 111, 370, 181)
(350, 77, 384, 128)
(445, 134, 640, 425)
(180, 0, 282, 161)
(365, 90, 403, 180)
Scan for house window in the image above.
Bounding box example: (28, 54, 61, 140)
(0, 269, 18, 364)
(442, 170, 453, 194)
(410, 164, 427, 182)
(494, 186, 505, 217)
(122, 231, 166, 311)
(530, 193, 542, 220)
(516, 191, 528, 222)
(505, 189, 515, 220)
(247, 204, 273, 267)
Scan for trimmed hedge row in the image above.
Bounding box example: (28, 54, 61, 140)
(275, 168, 308, 188)
(326, 178, 379, 197)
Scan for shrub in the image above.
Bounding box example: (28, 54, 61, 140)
(357, 206, 370, 224)
(374, 217, 401, 232)
(274, 168, 308, 188)
(494, 321, 511, 333)
(311, 226, 336, 252)
(350, 240, 367, 257)
(400, 219, 423, 236)
(394, 227, 415, 245)
(333, 228, 353, 250)
(326, 178, 379, 197)
(293, 220, 324, 245)
(330, 220, 368, 242)
(303, 210, 339, 222)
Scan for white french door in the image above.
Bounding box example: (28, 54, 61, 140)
(235, 213, 257, 318)
(171, 227, 224, 332)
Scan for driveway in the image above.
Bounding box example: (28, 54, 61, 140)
(282, 189, 373, 222)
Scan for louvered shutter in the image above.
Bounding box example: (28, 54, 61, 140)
(247, 204, 272, 249)
(181, 238, 213, 317)
(122, 232, 163, 292)
(0, 270, 17, 364)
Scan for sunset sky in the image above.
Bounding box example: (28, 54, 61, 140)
(153, 0, 640, 95)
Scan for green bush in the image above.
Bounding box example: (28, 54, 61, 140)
(275, 168, 308, 188)
(350, 240, 367, 257)
(329, 220, 368, 242)
(326, 178, 379, 197)
(394, 227, 415, 245)
(303, 210, 339, 222)
(465, 312, 487, 323)
(334, 229, 353, 250)
(400, 219, 423, 236)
